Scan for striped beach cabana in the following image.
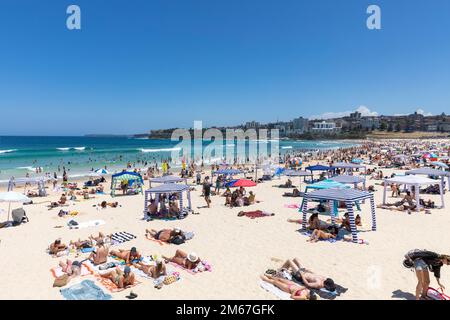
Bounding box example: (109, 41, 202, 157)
(149, 175, 187, 188)
(301, 188, 376, 243)
(110, 172, 144, 197)
(383, 175, 444, 211)
(143, 183, 191, 220)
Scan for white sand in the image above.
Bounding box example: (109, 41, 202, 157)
(0, 163, 449, 300)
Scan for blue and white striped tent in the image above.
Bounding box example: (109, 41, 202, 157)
(301, 188, 376, 243)
(144, 183, 192, 219)
(149, 175, 187, 188)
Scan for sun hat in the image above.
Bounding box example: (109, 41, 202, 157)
(188, 252, 199, 263)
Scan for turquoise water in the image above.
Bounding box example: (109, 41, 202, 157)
(0, 136, 357, 181)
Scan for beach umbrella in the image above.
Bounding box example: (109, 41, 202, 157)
(0, 192, 30, 221)
(226, 179, 256, 188)
(352, 158, 363, 164)
(94, 168, 109, 175)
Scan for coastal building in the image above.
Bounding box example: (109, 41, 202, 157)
(244, 121, 260, 129)
(292, 117, 309, 134)
(311, 121, 341, 133)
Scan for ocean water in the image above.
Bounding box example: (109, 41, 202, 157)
(0, 136, 356, 182)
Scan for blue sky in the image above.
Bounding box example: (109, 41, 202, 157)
(0, 0, 449, 135)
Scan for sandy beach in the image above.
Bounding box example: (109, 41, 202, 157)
(1, 140, 450, 300)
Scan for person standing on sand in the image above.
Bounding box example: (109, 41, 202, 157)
(203, 177, 211, 208)
(404, 250, 450, 300)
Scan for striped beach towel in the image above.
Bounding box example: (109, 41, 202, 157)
(110, 232, 137, 244)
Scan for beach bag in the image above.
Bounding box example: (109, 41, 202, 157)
(53, 274, 70, 287)
(171, 236, 185, 245)
(163, 275, 177, 285)
(427, 287, 450, 300)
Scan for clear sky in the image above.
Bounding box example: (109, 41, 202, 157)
(1, 0, 449, 135)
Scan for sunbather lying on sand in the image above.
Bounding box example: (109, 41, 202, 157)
(260, 274, 317, 300)
(98, 201, 119, 208)
(49, 239, 68, 256)
(237, 210, 274, 218)
(89, 232, 109, 243)
(308, 226, 339, 243)
(277, 258, 336, 292)
(101, 266, 135, 289)
(88, 239, 110, 265)
(69, 238, 93, 250)
(276, 179, 294, 188)
(145, 228, 184, 243)
(132, 257, 167, 279)
(163, 250, 201, 270)
(48, 194, 68, 209)
(110, 247, 141, 264)
(59, 259, 82, 277)
(283, 188, 301, 197)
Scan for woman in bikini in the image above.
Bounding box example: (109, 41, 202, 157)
(110, 247, 141, 264)
(133, 258, 167, 279)
(163, 250, 200, 270)
(260, 274, 317, 300)
(308, 226, 339, 243)
(101, 266, 135, 289)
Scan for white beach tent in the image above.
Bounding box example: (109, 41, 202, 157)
(383, 175, 444, 212)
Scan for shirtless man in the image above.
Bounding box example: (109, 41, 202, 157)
(49, 239, 67, 256)
(89, 239, 110, 265)
(101, 266, 135, 289)
(163, 250, 200, 270)
(147, 199, 158, 215)
(110, 247, 141, 264)
(145, 228, 182, 243)
(279, 258, 336, 292)
(69, 238, 93, 250)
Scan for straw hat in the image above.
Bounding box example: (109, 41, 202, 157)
(188, 252, 199, 263)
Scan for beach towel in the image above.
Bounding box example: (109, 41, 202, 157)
(50, 263, 94, 278)
(284, 204, 300, 209)
(60, 279, 112, 300)
(110, 255, 144, 265)
(168, 261, 212, 275)
(110, 231, 137, 245)
(259, 280, 292, 300)
(84, 258, 118, 273)
(80, 247, 95, 253)
(95, 275, 141, 293)
(69, 219, 105, 229)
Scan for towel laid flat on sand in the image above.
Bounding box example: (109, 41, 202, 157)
(60, 279, 112, 300)
(259, 280, 292, 300)
(50, 263, 94, 278)
(69, 219, 105, 229)
(95, 275, 141, 293)
(168, 261, 212, 275)
(110, 232, 137, 244)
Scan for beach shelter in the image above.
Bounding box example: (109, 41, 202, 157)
(301, 188, 376, 243)
(331, 162, 366, 173)
(383, 175, 444, 211)
(211, 168, 242, 185)
(329, 175, 366, 190)
(7, 176, 48, 196)
(405, 167, 450, 204)
(0, 191, 31, 221)
(284, 169, 314, 189)
(431, 162, 449, 170)
(149, 175, 187, 188)
(143, 183, 191, 219)
(110, 172, 144, 197)
(301, 179, 352, 215)
(305, 164, 333, 172)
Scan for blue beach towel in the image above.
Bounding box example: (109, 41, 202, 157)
(60, 280, 112, 300)
(80, 247, 95, 253)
